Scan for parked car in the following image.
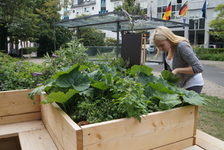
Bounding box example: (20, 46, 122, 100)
(208, 45, 217, 48)
(147, 45, 156, 54)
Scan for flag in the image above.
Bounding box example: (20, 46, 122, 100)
(179, 1, 188, 16)
(162, 2, 172, 20)
(202, 0, 206, 18)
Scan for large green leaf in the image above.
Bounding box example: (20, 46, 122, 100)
(91, 81, 109, 90)
(137, 72, 158, 85)
(148, 82, 174, 94)
(161, 70, 180, 85)
(183, 91, 205, 105)
(52, 64, 79, 79)
(128, 65, 153, 76)
(55, 66, 90, 91)
(159, 94, 181, 110)
(43, 89, 78, 104)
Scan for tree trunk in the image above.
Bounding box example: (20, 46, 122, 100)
(0, 25, 8, 53)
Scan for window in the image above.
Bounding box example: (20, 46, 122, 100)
(199, 18, 205, 29)
(73, 10, 75, 13)
(172, 5, 176, 11)
(162, 6, 166, 12)
(171, 12, 175, 19)
(84, 8, 86, 12)
(92, 7, 94, 10)
(157, 7, 161, 13)
(143, 8, 147, 14)
(177, 4, 181, 11)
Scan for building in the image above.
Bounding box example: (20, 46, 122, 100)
(60, 0, 224, 48)
(60, 0, 123, 19)
(137, 0, 224, 48)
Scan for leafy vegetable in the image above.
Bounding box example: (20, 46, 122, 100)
(30, 60, 205, 124)
(161, 70, 180, 85)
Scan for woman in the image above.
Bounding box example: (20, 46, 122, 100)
(152, 26, 204, 93)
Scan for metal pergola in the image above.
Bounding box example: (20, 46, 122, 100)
(56, 11, 189, 57)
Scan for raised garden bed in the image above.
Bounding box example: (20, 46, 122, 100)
(1, 89, 224, 150)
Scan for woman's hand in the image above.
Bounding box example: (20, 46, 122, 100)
(172, 66, 195, 75)
(172, 69, 179, 75)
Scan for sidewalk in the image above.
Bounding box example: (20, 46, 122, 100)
(200, 60, 224, 70)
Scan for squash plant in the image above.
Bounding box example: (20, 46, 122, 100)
(29, 61, 204, 124)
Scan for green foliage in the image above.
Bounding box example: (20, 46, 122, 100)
(115, 0, 145, 15)
(194, 48, 224, 61)
(43, 38, 88, 75)
(209, 4, 224, 39)
(30, 61, 205, 124)
(0, 52, 47, 91)
(79, 28, 105, 46)
(161, 70, 180, 85)
(37, 26, 73, 57)
(105, 38, 117, 46)
(20, 47, 38, 54)
(195, 48, 224, 54)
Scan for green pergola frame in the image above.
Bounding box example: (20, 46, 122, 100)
(57, 11, 189, 56)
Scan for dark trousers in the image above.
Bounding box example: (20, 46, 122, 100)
(186, 86, 203, 94)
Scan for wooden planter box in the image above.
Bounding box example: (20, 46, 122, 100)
(1, 89, 224, 150)
(41, 94, 198, 150)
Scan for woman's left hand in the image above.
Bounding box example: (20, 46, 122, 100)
(172, 68, 179, 75)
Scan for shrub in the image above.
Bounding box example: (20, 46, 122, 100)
(195, 48, 224, 61)
(86, 46, 115, 56)
(105, 37, 117, 46)
(0, 52, 47, 91)
(43, 38, 88, 75)
(20, 47, 38, 54)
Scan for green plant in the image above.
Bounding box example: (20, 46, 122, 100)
(194, 48, 224, 61)
(30, 60, 205, 124)
(105, 38, 117, 46)
(78, 28, 105, 46)
(43, 38, 88, 75)
(19, 47, 38, 54)
(0, 52, 47, 91)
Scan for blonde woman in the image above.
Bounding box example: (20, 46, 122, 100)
(152, 26, 204, 93)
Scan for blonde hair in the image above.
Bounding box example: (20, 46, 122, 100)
(151, 26, 189, 56)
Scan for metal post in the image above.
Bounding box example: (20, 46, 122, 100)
(116, 21, 120, 57)
(77, 27, 80, 39)
(194, 19, 198, 46)
(204, 18, 209, 48)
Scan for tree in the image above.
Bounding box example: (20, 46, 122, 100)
(0, 0, 38, 51)
(0, 0, 72, 56)
(37, 26, 73, 57)
(79, 28, 105, 46)
(114, 0, 145, 15)
(209, 4, 224, 39)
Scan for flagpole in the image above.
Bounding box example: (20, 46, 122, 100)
(203, 0, 209, 48)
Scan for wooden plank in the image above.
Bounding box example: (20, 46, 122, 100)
(0, 112, 41, 125)
(151, 138, 194, 150)
(41, 100, 83, 150)
(193, 106, 199, 145)
(19, 129, 58, 150)
(182, 145, 204, 150)
(0, 89, 40, 117)
(196, 130, 224, 150)
(82, 106, 196, 150)
(0, 120, 44, 138)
